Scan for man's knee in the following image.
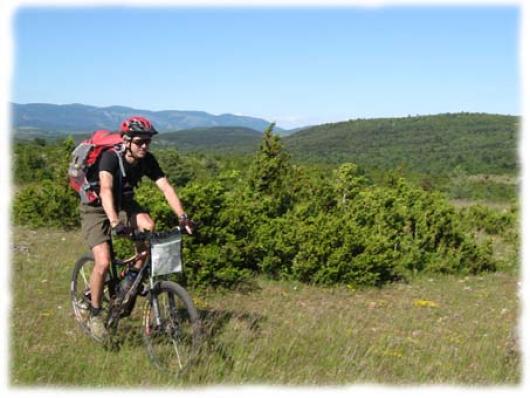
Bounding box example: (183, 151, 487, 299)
(92, 242, 111, 275)
(136, 213, 155, 232)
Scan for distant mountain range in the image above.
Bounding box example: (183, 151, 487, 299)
(11, 102, 285, 135)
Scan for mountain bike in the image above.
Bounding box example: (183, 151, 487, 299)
(70, 226, 201, 374)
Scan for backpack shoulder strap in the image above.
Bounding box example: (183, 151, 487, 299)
(112, 145, 126, 178)
(111, 145, 126, 211)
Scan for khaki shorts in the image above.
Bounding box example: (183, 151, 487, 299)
(79, 200, 147, 249)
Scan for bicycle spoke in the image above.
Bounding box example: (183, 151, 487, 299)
(143, 281, 200, 375)
(80, 267, 89, 289)
(172, 338, 183, 370)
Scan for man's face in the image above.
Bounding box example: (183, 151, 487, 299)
(129, 135, 151, 159)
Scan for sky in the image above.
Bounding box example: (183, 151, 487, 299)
(10, 3, 520, 129)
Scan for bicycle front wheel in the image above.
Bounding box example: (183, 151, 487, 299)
(70, 253, 112, 338)
(143, 281, 201, 374)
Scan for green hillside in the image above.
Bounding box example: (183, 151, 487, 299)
(14, 113, 519, 179)
(284, 113, 519, 175)
(153, 126, 262, 153)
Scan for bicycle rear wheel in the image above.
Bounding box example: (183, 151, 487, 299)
(70, 254, 112, 337)
(143, 281, 201, 374)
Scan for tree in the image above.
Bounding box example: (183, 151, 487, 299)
(248, 123, 290, 195)
(333, 163, 370, 205)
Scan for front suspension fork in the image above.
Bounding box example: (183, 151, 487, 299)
(149, 278, 164, 329)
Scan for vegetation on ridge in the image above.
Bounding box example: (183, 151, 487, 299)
(13, 124, 516, 289)
(284, 113, 519, 176)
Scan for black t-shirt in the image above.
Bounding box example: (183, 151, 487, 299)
(89, 150, 165, 206)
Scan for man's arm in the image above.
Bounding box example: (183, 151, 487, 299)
(155, 176, 187, 219)
(99, 170, 120, 228)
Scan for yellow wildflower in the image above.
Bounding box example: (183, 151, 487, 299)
(414, 299, 439, 308)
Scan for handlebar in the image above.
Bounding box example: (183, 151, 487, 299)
(131, 227, 182, 242)
(113, 220, 199, 242)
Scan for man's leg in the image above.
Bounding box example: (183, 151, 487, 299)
(90, 241, 112, 308)
(88, 240, 112, 340)
(133, 212, 156, 232)
(116, 212, 155, 300)
(130, 212, 155, 270)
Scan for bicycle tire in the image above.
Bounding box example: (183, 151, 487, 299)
(143, 281, 201, 374)
(70, 253, 112, 338)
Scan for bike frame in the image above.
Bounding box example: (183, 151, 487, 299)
(106, 241, 164, 330)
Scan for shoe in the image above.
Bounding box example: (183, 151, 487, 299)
(89, 313, 109, 341)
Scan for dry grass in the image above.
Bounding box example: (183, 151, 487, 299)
(10, 226, 520, 387)
(464, 175, 518, 185)
(450, 199, 515, 211)
(190, 273, 520, 385)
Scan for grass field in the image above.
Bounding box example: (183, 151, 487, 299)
(10, 225, 520, 387)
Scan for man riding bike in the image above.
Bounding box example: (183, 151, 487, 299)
(79, 116, 194, 340)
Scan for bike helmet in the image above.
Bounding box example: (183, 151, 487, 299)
(119, 116, 158, 137)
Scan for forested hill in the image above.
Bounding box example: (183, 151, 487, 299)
(15, 111, 519, 177)
(284, 113, 519, 175)
(12, 102, 280, 134)
(154, 126, 262, 153)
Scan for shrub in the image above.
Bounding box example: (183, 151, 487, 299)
(12, 134, 499, 289)
(460, 204, 516, 235)
(253, 178, 496, 286)
(13, 180, 79, 229)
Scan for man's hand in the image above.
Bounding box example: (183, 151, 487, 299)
(178, 214, 194, 235)
(111, 222, 132, 237)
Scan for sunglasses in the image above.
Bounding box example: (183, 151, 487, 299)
(131, 138, 152, 146)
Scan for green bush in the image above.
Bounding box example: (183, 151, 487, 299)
(153, 148, 195, 187)
(252, 178, 495, 287)
(460, 204, 517, 235)
(13, 137, 79, 229)
(13, 180, 79, 229)
(12, 133, 500, 289)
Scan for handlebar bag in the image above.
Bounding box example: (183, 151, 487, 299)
(150, 230, 182, 277)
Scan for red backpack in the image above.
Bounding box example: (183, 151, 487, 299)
(68, 130, 126, 204)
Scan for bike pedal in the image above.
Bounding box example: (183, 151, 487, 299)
(138, 285, 149, 297)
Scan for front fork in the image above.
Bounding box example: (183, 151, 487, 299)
(148, 277, 164, 329)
